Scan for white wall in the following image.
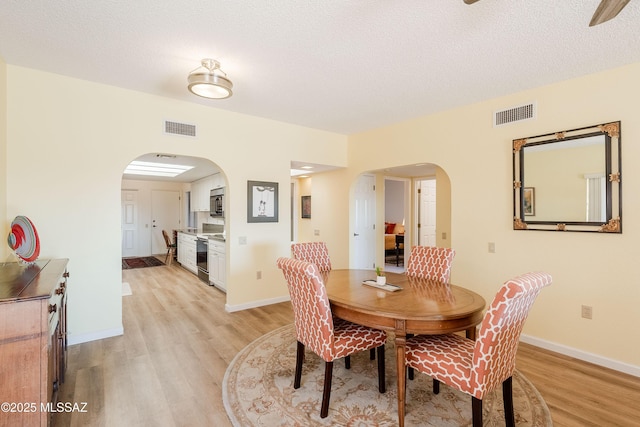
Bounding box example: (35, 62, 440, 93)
(4, 65, 348, 343)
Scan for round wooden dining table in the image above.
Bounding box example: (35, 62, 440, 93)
(324, 269, 486, 427)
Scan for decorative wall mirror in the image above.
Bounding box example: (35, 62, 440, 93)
(513, 121, 621, 233)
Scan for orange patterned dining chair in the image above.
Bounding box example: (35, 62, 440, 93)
(292, 241, 377, 363)
(277, 257, 387, 418)
(291, 241, 332, 272)
(405, 271, 553, 427)
(405, 245, 456, 282)
(404, 245, 456, 379)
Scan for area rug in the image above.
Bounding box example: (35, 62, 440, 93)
(223, 324, 552, 426)
(122, 256, 164, 269)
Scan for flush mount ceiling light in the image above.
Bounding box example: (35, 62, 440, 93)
(187, 58, 233, 99)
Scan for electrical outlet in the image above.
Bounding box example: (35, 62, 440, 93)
(239, 236, 247, 245)
(442, 232, 447, 240)
(314, 229, 320, 236)
(581, 305, 593, 319)
(256, 271, 262, 280)
(488, 242, 496, 253)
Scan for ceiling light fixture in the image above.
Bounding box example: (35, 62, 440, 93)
(125, 160, 194, 178)
(187, 58, 233, 99)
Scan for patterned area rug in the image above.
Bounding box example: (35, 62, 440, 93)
(223, 324, 552, 426)
(122, 256, 164, 269)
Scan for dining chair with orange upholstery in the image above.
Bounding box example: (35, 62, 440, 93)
(291, 241, 332, 272)
(404, 245, 456, 380)
(405, 271, 553, 427)
(292, 241, 376, 363)
(405, 245, 456, 283)
(277, 257, 387, 418)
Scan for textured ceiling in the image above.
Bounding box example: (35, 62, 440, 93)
(1, 1, 639, 135)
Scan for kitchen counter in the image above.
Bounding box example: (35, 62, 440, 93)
(178, 228, 225, 242)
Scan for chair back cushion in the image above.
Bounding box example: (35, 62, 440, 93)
(277, 257, 335, 360)
(291, 242, 332, 272)
(405, 246, 456, 282)
(470, 271, 552, 398)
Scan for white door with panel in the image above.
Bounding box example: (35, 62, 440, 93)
(417, 179, 437, 246)
(352, 174, 376, 269)
(121, 190, 139, 257)
(151, 190, 181, 255)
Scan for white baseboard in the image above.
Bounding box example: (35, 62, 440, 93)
(225, 295, 291, 312)
(67, 326, 124, 346)
(520, 334, 640, 378)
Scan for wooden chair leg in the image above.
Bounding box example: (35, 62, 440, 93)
(407, 334, 414, 380)
(503, 376, 515, 427)
(320, 361, 334, 418)
(377, 345, 385, 393)
(370, 348, 376, 360)
(345, 355, 350, 369)
(433, 379, 440, 394)
(472, 397, 483, 427)
(294, 341, 304, 389)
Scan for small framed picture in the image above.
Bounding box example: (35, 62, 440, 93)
(523, 187, 535, 216)
(301, 195, 311, 219)
(247, 181, 279, 223)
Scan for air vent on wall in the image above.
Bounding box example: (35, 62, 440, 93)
(493, 102, 536, 127)
(164, 120, 196, 137)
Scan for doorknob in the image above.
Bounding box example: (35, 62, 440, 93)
(353, 233, 359, 236)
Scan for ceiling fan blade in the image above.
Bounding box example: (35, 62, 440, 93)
(590, 0, 631, 26)
(463, 0, 481, 4)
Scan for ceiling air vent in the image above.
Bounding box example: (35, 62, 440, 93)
(164, 120, 196, 137)
(493, 102, 536, 127)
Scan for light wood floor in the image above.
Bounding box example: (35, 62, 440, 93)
(56, 259, 640, 426)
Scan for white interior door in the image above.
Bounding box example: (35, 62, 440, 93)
(151, 190, 181, 255)
(353, 174, 376, 269)
(418, 179, 436, 246)
(121, 190, 139, 257)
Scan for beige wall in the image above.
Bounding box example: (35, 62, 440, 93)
(4, 60, 639, 373)
(294, 176, 314, 242)
(347, 63, 640, 370)
(5, 65, 348, 342)
(0, 56, 6, 260)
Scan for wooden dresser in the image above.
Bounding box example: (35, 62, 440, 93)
(0, 259, 69, 427)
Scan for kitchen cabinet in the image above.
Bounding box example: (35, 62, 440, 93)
(191, 173, 222, 212)
(177, 232, 197, 273)
(0, 258, 69, 427)
(208, 239, 226, 291)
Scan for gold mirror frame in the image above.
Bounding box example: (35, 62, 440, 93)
(513, 121, 621, 233)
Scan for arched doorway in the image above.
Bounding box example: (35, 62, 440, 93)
(121, 153, 224, 258)
(351, 163, 451, 273)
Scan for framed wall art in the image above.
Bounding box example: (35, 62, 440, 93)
(523, 187, 535, 216)
(301, 195, 311, 219)
(247, 181, 279, 223)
